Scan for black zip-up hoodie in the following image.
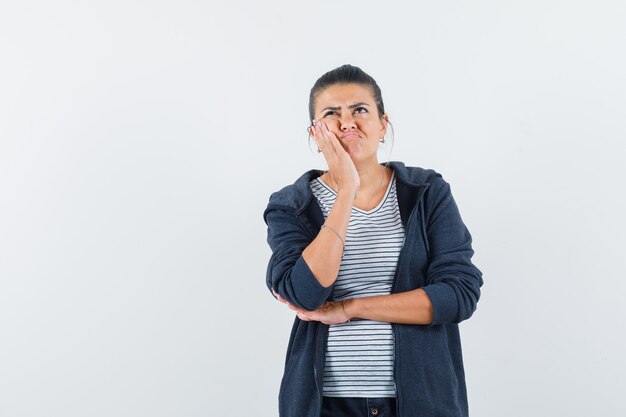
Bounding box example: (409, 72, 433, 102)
(263, 161, 483, 417)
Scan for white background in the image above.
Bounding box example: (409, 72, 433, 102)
(1, 1, 625, 416)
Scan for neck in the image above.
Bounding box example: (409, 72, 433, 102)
(322, 158, 389, 197)
(354, 159, 386, 193)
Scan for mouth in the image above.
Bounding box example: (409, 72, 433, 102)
(341, 132, 359, 139)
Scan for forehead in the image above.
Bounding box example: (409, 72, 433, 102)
(315, 83, 375, 107)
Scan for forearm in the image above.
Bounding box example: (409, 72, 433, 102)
(344, 289, 434, 325)
(302, 190, 355, 288)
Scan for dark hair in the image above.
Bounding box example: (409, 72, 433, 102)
(308, 64, 385, 122)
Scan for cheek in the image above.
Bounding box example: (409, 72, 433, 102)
(325, 120, 343, 135)
(325, 119, 342, 130)
(357, 120, 381, 136)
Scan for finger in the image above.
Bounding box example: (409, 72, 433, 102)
(310, 123, 323, 152)
(315, 121, 335, 157)
(312, 127, 324, 153)
(318, 122, 335, 152)
(297, 312, 312, 321)
(321, 122, 346, 155)
(272, 290, 291, 306)
(272, 289, 283, 301)
(318, 124, 347, 168)
(312, 121, 326, 153)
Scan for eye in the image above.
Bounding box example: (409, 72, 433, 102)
(323, 111, 337, 117)
(354, 106, 368, 114)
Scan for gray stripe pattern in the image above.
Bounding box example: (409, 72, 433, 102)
(309, 172, 404, 398)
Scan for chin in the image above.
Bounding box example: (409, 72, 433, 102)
(348, 153, 369, 164)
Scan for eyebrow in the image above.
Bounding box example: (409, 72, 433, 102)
(319, 102, 370, 113)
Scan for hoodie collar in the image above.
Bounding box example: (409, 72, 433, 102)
(291, 160, 433, 215)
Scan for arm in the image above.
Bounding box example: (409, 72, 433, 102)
(419, 175, 483, 325)
(263, 188, 355, 311)
(277, 289, 433, 325)
(302, 190, 354, 287)
(344, 289, 433, 324)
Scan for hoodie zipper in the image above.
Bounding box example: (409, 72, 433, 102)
(390, 220, 411, 417)
(391, 251, 405, 417)
(390, 196, 421, 417)
(314, 323, 328, 417)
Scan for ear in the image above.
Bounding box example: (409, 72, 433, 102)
(380, 113, 389, 137)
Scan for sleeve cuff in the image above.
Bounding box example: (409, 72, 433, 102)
(291, 255, 333, 310)
(422, 283, 459, 325)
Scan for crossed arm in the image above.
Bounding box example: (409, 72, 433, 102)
(263, 175, 482, 327)
(272, 287, 433, 325)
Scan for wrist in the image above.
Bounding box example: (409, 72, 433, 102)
(337, 187, 358, 201)
(343, 298, 357, 320)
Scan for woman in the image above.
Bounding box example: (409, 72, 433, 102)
(263, 64, 483, 417)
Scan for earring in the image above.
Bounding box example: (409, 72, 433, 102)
(379, 137, 385, 143)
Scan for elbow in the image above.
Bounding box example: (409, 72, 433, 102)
(454, 281, 481, 323)
(268, 255, 333, 311)
(423, 276, 482, 325)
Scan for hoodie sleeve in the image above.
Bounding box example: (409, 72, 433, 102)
(263, 202, 334, 311)
(420, 175, 483, 325)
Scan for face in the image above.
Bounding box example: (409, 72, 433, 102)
(313, 83, 388, 164)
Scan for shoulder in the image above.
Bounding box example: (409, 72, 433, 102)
(263, 168, 323, 219)
(387, 161, 445, 187)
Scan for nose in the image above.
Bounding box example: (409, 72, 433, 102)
(340, 112, 357, 131)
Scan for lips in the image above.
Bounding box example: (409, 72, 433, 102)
(341, 132, 359, 139)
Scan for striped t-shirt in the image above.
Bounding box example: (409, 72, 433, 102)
(309, 171, 405, 398)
